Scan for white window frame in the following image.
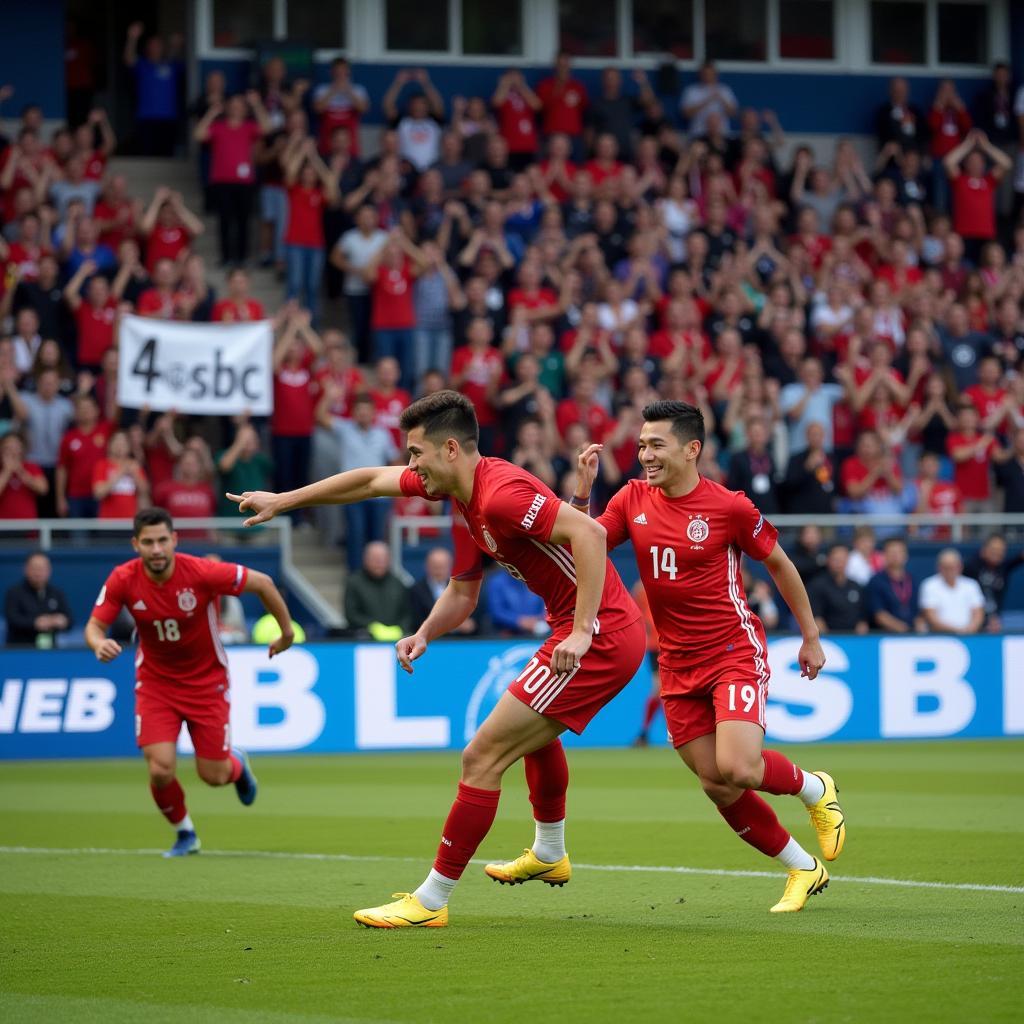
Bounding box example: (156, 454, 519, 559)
(197, 0, 350, 61)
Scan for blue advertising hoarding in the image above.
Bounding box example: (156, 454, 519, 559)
(1, 635, 1022, 759)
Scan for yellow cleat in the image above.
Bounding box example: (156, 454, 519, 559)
(770, 859, 829, 913)
(485, 848, 572, 887)
(353, 893, 448, 929)
(807, 771, 846, 861)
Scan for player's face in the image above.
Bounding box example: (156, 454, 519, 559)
(132, 525, 177, 577)
(406, 427, 455, 496)
(637, 421, 698, 489)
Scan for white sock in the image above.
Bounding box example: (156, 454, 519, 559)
(532, 819, 566, 862)
(174, 813, 195, 833)
(775, 836, 816, 871)
(798, 771, 826, 806)
(414, 868, 458, 911)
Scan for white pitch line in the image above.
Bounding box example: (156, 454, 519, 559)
(1, 845, 1021, 895)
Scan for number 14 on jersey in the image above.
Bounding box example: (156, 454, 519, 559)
(650, 545, 679, 580)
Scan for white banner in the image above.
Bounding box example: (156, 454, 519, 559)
(117, 314, 273, 416)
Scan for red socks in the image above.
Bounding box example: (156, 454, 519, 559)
(150, 778, 188, 827)
(433, 782, 501, 880)
(228, 754, 244, 783)
(718, 789, 790, 858)
(759, 750, 803, 796)
(524, 739, 568, 822)
(642, 695, 661, 731)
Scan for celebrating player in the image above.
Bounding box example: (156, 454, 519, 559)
(571, 401, 845, 912)
(229, 390, 646, 928)
(84, 508, 295, 857)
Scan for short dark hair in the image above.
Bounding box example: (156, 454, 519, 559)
(641, 400, 705, 448)
(882, 536, 907, 550)
(399, 390, 479, 451)
(133, 507, 173, 537)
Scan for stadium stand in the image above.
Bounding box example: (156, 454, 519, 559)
(2, 18, 1024, 642)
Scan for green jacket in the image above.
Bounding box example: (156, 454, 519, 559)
(344, 570, 412, 634)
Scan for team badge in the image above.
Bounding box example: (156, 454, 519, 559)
(482, 527, 498, 552)
(686, 514, 710, 543)
(177, 588, 198, 613)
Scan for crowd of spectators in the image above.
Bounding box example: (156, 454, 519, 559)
(2, 43, 1024, 635)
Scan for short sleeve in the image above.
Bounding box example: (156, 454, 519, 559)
(485, 477, 560, 544)
(728, 492, 778, 562)
(918, 578, 939, 610)
(452, 515, 483, 581)
(200, 559, 249, 597)
(91, 570, 126, 626)
(400, 467, 442, 501)
(596, 484, 631, 550)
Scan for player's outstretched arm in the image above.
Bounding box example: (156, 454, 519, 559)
(228, 466, 408, 527)
(243, 570, 295, 658)
(396, 577, 481, 674)
(85, 616, 122, 663)
(763, 542, 825, 679)
(547, 504, 607, 674)
(569, 443, 602, 514)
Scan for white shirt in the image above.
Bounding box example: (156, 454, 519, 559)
(919, 573, 984, 631)
(335, 228, 388, 296)
(397, 117, 442, 172)
(680, 83, 738, 136)
(845, 550, 874, 587)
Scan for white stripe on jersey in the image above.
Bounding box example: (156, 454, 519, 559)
(726, 546, 769, 724)
(529, 538, 577, 584)
(207, 603, 229, 670)
(234, 564, 244, 590)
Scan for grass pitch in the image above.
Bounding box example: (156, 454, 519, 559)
(1, 741, 1021, 1024)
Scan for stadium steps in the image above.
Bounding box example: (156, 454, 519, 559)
(290, 527, 348, 621)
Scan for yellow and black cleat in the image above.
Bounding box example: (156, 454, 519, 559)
(807, 771, 846, 861)
(770, 859, 829, 913)
(353, 892, 448, 929)
(485, 848, 572, 887)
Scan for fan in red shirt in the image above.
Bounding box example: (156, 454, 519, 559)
(536, 53, 588, 142)
(56, 394, 111, 518)
(947, 403, 997, 507)
(537, 133, 577, 203)
(92, 430, 150, 519)
(315, 329, 365, 418)
(153, 448, 217, 535)
(556, 375, 613, 443)
(963, 356, 1009, 429)
(584, 133, 625, 187)
(0, 432, 48, 519)
(85, 506, 294, 858)
(63, 258, 120, 369)
(914, 452, 962, 540)
(6, 212, 51, 282)
(507, 261, 559, 321)
(944, 130, 1012, 250)
(228, 390, 644, 928)
(140, 186, 204, 272)
(212, 268, 265, 322)
(93, 175, 137, 251)
(450, 317, 504, 436)
(370, 355, 412, 447)
(136, 258, 186, 320)
(649, 299, 711, 364)
(491, 70, 541, 166)
(365, 233, 425, 389)
(573, 399, 843, 914)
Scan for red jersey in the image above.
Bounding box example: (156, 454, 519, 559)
(59, 422, 112, 498)
(316, 365, 365, 417)
(93, 458, 146, 519)
(947, 432, 995, 500)
(146, 225, 190, 271)
(91, 552, 248, 688)
(136, 287, 177, 319)
(536, 78, 588, 136)
(94, 198, 135, 250)
(75, 300, 117, 365)
(963, 384, 1007, 424)
(840, 455, 902, 500)
(285, 184, 326, 248)
(208, 120, 261, 184)
(372, 387, 412, 446)
(556, 398, 612, 442)
(6, 241, 51, 282)
(497, 93, 539, 154)
(400, 458, 639, 635)
(272, 351, 317, 437)
(371, 260, 415, 330)
(450, 346, 503, 427)
(597, 476, 778, 672)
(952, 174, 996, 240)
(0, 462, 44, 518)
(212, 297, 265, 322)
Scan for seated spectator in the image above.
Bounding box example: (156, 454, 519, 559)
(965, 534, 1024, 632)
(92, 429, 149, 519)
(344, 541, 412, 639)
(807, 543, 869, 634)
(409, 547, 478, 636)
(485, 568, 549, 637)
(866, 537, 920, 633)
(56, 393, 110, 519)
(920, 548, 985, 634)
(726, 416, 779, 515)
(0, 432, 48, 519)
(3, 552, 72, 647)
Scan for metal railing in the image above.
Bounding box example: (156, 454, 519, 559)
(0, 517, 344, 629)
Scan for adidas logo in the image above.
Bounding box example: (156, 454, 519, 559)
(132, 600, 147, 611)
(633, 513, 648, 525)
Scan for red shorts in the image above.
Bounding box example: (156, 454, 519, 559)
(135, 679, 232, 760)
(660, 653, 768, 749)
(507, 617, 646, 734)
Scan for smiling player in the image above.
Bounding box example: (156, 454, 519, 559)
(84, 508, 295, 857)
(229, 390, 645, 927)
(571, 401, 846, 912)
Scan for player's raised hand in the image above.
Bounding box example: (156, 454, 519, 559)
(575, 443, 602, 497)
(550, 629, 591, 676)
(268, 629, 295, 659)
(798, 635, 826, 680)
(93, 638, 122, 663)
(396, 633, 427, 674)
(226, 490, 282, 527)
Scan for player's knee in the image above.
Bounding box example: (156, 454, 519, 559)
(717, 758, 761, 790)
(699, 775, 738, 806)
(460, 741, 502, 786)
(197, 760, 230, 786)
(147, 761, 176, 788)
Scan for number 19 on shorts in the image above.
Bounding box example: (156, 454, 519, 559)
(727, 683, 758, 713)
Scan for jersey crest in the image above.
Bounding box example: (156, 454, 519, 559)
(176, 588, 198, 613)
(686, 514, 710, 544)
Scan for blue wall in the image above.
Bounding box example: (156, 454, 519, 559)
(200, 58, 995, 136)
(0, 0, 66, 120)
(2, 635, 1022, 759)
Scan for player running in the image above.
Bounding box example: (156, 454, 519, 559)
(570, 401, 845, 913)
(84, 508, 295, 858)
(229, 390, 646, 928)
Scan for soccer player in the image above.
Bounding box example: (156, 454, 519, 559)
(229, 390, 646, 928)
(570, 401, 845, 913)
(84, 508, 295, 857)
